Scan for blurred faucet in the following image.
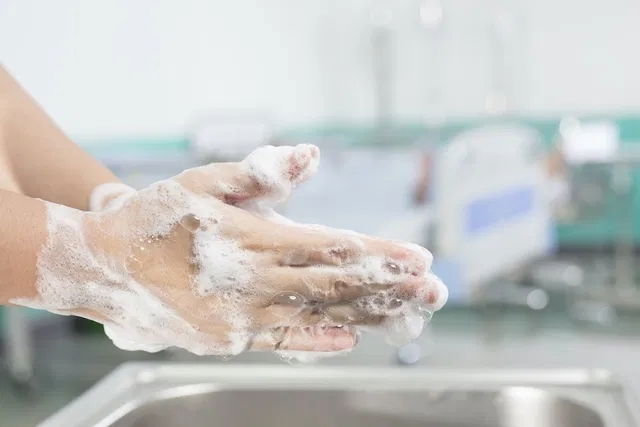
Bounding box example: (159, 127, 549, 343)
(369, 0, 394, 144)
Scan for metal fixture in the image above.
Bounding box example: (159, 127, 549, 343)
(43, 364, 638, 427)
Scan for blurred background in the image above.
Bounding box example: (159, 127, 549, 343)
(3, 0, 640, 425)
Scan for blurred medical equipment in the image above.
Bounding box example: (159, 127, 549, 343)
(539, 119, 640, 325)
(431, 124, 553, 301)
(286, 124, 553, 303)
(552, 119, 621, 224)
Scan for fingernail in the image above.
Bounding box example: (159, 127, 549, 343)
(429, 275, 448, 311)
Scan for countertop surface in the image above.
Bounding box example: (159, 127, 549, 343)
(4, 306, 640, 426)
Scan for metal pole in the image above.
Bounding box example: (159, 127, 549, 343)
(4, 307, 34, 385)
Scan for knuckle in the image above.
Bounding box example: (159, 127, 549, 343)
(324, 239, 362, 265)
(329, 276, 365, 301)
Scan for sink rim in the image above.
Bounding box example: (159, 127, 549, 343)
(40, 364, 639, 427)
(107, 385, 608, 427)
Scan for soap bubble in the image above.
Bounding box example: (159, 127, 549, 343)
(270, 292, 306, 306)
(416, 304, 434, 321)
(179, 214, 201, 232)
(266, 292, 307, 319)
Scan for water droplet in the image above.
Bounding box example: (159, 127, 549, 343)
(397, 342, 422, 365)
(417, 304, 433, 321)
(219, 354, 233, 362)
(180, 214, 201, 232)
(278, 353, 293, 364)
(385, 261, 401, 274)
(266, 292, 307, 319)
(270, 292, 306, 307)
(276, 351, 303, 366)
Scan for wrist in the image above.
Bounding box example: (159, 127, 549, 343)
(11, 202, 120, 320)
(82, 209, 130, 276)
(0, 190, 46, 303)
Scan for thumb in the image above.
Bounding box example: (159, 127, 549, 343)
(240, 144, 320, 207)
(177, 144, 320, 208)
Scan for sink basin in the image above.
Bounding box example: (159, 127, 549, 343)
(111, 388, 600, 427)
(42, 364, 638, 427)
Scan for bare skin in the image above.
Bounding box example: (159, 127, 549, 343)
(0, 65, 119, 303)
(0, 66, 446, 353)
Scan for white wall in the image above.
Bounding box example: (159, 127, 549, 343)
(1, 0, 639, 137)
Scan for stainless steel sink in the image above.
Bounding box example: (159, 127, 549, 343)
(41, 364, 638, 427)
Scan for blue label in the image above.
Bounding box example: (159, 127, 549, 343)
(465, 187, 535, 234)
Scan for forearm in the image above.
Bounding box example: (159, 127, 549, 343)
(0, 65, 120, 210)
(0, 189, 46, 304)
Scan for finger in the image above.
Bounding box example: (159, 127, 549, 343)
(274, 225, 432, 275)
(260, 266, 377, 303)
(254, 265, 393, 329)
(321, 304, 386, 326)
(356, 238, 433, 277)
(343, 238, 448, 312)
(240, 225, 364, 266)
(414, 273, 449, 312)
(249, 326, 357, 352)
(258, 239, 446, 303)
(254, 302, 324, 328)
(383, 274, 447, 311)
(241, 219, 431, 274)
(255, 300, 387, 329)
(348, 275, 447, 316)
(177, 144, 320, 206)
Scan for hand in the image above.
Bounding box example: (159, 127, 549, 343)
(32, 145, 447, 356)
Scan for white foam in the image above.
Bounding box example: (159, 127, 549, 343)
(239, 144, 319, 211)
(192, 229, 254, 296)
(276, 349, 353, 364)
(13, 189, 256, 355)
(12, 144, 447, 359)
(89, 182, 136, 211)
